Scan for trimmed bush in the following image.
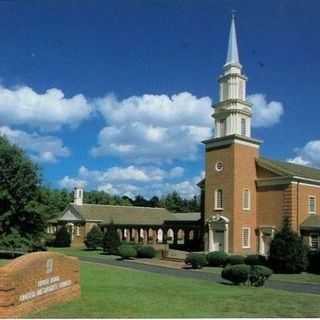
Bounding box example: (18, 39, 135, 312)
(137, 246, 156, 258)
(308, 250, 320, 274)
(185, 253, 207, 269)
(54, 226, 71, 247)
(221, 264, 250, 285)
(207, 251, 228, 267)
(102, 223, 121, 255)
(227, 255, 245, 265)
(84, 225, 103, 250)
(269, 218, 308, 274)
(249, 265, 273, 287)
(118, 244, 137, 259)
(245, 254, 267, 266)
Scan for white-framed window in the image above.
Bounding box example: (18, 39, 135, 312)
(241, 118, 246, 136)
(308, 196, 316, 214)
(76, 225, 80, 236)
(310, 234, 320, 249)
(243, 189, 251, 211)
(242, 227, 251, 249)
(214, 189, 224, 210)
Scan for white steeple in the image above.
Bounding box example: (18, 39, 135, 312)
(225, 14, 240, 66)
(213, 14, 252, 139)
(74, 185, 84, 206)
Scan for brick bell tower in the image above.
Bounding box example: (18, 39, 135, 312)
(202, 15, 262, 254)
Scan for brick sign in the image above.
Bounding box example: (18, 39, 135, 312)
(0, 251, 80, 317)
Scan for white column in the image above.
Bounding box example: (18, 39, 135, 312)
(259, 230, 264, 255)
(224, 224, 229, 254)
(208, 223, 215, 252)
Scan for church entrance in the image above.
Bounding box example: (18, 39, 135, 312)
(214, 230, 225, 251)
(207, 215, 229, 253)
(259, 227, 275, 256)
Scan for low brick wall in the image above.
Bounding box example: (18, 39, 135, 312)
(0, 251, 80, 318)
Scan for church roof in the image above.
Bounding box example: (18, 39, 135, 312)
(225, 15, 240, 65)
(257, 158, 320, 182)
(58, 203, 200, 226)
(165, 212, 201, 222)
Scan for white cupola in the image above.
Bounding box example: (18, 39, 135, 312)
(213, 14, 252, 138)
(74, 185, 84, 206)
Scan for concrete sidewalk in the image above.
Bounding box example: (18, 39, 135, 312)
(78, 255, 320, 295)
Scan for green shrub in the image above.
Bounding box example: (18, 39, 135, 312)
(137, 246, 156, 258)
(249, 265, 273, 287)
(245, 254, 267, 266)
(84, 225, 103, 250)
(118, 244, 137, 259)
(227, 255, 245, 265)
(308, 250, 320, 274)
(54, 226, 71, 247)
(207, 251, 228, 267)
(185, 253, 207, 269)
(221, 264, 250, 285)
(102, 223, 121, 255)
(0, 230, 33, 257)
(269, 218, 308, 273)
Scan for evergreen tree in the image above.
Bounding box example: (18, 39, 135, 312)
(84, 225, 103, 250)
(102, 222, 121, 254)
(269, 217, 308, 273)
(54, 225, 71, 247)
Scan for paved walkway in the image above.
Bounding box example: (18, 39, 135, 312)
(78, 256, 320, 295)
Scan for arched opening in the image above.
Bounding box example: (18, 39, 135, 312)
(167, 228, 174, 244)
(177, 229, 185, 244)
(123, 228, 130, 241)
(117, 228, 123, 241)
(157, 228, 163, 243)
(148, 228, 154, 243)
(189, 230, 194, 241)
(139, 228, 145, 243)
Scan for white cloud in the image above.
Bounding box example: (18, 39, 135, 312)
(287, 140, 320, 167)
(58, 165, 200, 199)
(0, 86, 92, 131)
(248, 93, 284, 128)
(0, 126, 70, 163)
(92, 92, 212, 163)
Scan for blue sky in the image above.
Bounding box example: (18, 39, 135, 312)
(0, 0, 319, 198)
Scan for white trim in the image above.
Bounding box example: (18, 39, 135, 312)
(310, 233, 320, 249)
(293, 175, 320, 185)
(214, 189, 224, 210)
(242, 189, 251, 211)
(308, 195, 316, 214)
(299, 182, 320, 189)
(234, 139, 260, 148)
(242, 227, 251, 248)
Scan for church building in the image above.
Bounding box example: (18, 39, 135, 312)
(50, 16, 320, 256)
(199, 15, 320, 255)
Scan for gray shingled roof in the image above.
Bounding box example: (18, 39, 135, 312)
(165, 212, 201, 222)
(257, 157, 320, 181)
(300, 215, 320, 231)
(61, 204, 173, 226)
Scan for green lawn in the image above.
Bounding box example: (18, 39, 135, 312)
(31, 261, 320, 318)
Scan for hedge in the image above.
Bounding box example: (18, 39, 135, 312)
(137, 246, 156, 258)
(207, 251, 228, 267)
(118, 244, 137, 259)
(185, 253, 207, 269)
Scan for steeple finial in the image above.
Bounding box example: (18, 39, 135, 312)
(225, 12, 240, 65)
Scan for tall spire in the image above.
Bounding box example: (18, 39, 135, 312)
(225, 14, 240, 65)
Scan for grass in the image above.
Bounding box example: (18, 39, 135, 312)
(271, 272, 320, 284)
(31, 261, 320, 318)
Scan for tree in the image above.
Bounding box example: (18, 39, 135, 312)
(84, 225, 103, 250)
(54, 226, 71, 247)
(102, 222, 121, 254)
(0, 136, 47, 242)
(269, 217, 308, 273)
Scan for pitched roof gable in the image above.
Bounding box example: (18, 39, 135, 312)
(257, 157, 320, 182)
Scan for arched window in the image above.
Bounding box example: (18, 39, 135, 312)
(243, 189, 251, 211)
(215, 189, 224, 210)
(167, 229, 174, 244)
(241, 118, 246, 136)
(177, 229, 185, 244)
(157, 229, 163, 243)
